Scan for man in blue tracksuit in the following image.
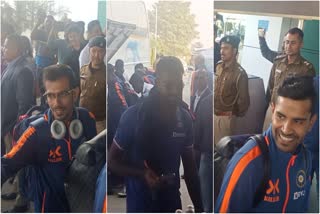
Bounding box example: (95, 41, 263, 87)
(1, 64, 97, 212)
(108, 56, 203, 213)
(304, 76, 319, 202)
(215, 76, 317, 213)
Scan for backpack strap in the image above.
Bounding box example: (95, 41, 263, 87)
(251, 134, 270, 207)
(30, 117, 51, 163)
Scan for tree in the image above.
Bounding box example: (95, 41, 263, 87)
(1, 0, 70, 34)
(148, 1, 199, 58)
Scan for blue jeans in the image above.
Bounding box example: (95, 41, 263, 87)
(199, 152, 213, 212)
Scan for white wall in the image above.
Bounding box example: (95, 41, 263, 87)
(240, 15, 283, 90)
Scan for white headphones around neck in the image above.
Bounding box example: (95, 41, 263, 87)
(49, 108, 83, 140)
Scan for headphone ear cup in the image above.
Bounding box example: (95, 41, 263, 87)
(51, 120, 66, 140)
(69, 119, 83, 140)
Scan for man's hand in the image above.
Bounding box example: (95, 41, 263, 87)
(144, 168, 160, 189)
(258, 29, 266, 38)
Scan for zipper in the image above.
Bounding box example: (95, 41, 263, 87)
(63, 137, 72, 160)
(282, 155, 297, 213)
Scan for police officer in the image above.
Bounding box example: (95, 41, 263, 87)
(80, 36, 106, 133)
(214, 35, 250, 145)
(263, 27, 316, 131)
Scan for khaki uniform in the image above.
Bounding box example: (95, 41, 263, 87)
(214, 60, 250, 144)
(263, 55, 316, 131)
(80, 63, 106, 133)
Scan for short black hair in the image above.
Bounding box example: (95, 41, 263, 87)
(87, 20, 101, 32)
(134, 63, 144, 71)
(115, 59, 124, 68)
(286, 27, 304, 40)
(115, 59, 124, 73)
(20, 36, 33, 57)
(42, 64, 77, 89)
(274, 75, 316, 114)
(64, 23, 81, 40)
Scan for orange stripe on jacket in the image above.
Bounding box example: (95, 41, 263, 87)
(114, 82, 127, 107)
(219, 145, 262, 213)
(102, 195, 107, 213)
(4, 126, 36, 159)
(264, 136, 270, 146)
(89, 111, 96, 120)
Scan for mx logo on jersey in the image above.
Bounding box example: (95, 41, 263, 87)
(48, 146, 62, 163)
(264, 179, 280, 203)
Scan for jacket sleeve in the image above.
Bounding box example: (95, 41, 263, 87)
(16, 67, 34, 116)
(1, 126, 38, 185)
(215, 142, 265, 213)
(259, 37, 279, 63)
(194, 100, 205, 151)
(235, 72, 250, 117)
(114, 82, 128, 109)
(268, 63, 276, 103)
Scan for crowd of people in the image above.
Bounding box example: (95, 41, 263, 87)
(0, 8, 318, 214)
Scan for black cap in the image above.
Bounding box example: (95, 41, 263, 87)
(88, 36, 106, 49)
(220, 35, 240, 49)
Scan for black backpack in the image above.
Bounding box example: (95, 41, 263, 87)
(214, 134, 270, 207)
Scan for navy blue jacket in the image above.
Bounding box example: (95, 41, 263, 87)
(215, 126, 312, 213)
(1, 107, 96, 212)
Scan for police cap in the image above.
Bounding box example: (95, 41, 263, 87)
(220, 35, 240, 49)
(88, 36, 106, 49)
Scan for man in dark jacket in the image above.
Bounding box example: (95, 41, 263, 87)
(194, 93, 213, 213)
(190, 70, 212, 118)
(1, 34, 35, 155)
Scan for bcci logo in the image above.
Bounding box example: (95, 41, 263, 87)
(296, 170, 306, 188)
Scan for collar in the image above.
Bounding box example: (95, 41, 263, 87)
(281, 54, 303, 65)
(89, 62, 106, 73)
(6, 56, 22, 68)
(222, 59, 237, 71)
(195, 87, 208, 97)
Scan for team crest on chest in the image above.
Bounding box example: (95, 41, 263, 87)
(296, 170, 306, 188)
